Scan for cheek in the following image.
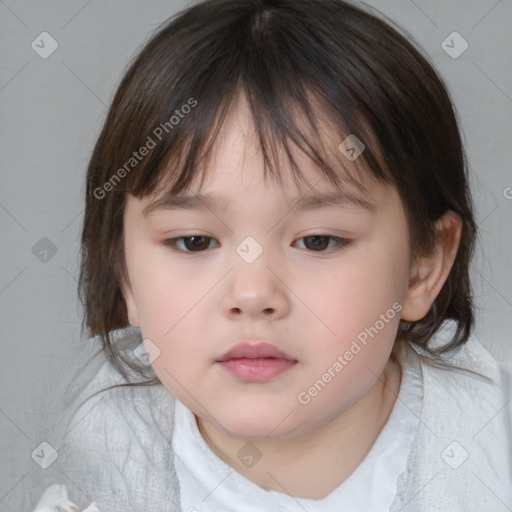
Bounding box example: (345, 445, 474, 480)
(298, 244, 407, 377)
(128, 247, 200, 329)
(308, 251, 404, 334)
(126, 248, 214, 380)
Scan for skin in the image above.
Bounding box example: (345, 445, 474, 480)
(122, 94, 462, 499)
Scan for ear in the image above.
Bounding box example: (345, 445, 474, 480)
(401, 211, 462, 322)
(121, 279, 140, 327)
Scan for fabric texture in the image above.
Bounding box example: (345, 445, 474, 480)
(30, 321, 512, 511)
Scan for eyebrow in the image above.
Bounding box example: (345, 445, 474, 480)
(142, 189, 376, 217)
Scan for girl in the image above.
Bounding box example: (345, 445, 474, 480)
(32, 0, 512, 510)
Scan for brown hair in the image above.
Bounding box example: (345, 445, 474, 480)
(79, 0, 477, 384)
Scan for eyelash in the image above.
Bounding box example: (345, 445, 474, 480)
(161, 235, 352, 254)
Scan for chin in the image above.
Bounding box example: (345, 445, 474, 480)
(218, 408, 304, 442)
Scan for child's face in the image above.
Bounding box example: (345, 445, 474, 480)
(122, 97, 415, 440)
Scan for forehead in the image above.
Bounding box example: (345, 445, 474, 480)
(142, 179, 379, 217)
(143, 154, 385, 220)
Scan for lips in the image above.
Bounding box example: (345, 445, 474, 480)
(216, 341, 297, 383)
(216, 342, 296, 362)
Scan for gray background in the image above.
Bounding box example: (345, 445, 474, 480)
(0, 0, 511, 509)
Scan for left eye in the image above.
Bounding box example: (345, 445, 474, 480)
(294, 235, 350, 252)
(162, 235, 351, 253)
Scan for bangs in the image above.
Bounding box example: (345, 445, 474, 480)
(109, 2, 395, 205)
(143, 84, 390, 205)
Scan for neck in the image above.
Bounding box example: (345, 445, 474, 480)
(196, 355, 402, 499)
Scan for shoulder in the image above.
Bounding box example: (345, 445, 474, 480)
(52, 327, 180, 510)
(416, 321, 511, 419)
(58, 327, 175, 440)
(394, 322, 512, 511)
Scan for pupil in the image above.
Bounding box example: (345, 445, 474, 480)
(189, 236, 208, 250)
(308, 235, 327, 250)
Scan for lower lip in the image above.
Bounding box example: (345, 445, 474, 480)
(217, 358, 296, 382)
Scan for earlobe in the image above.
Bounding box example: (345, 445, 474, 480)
(121, 280, 140, 327)
(401, 211, 462, 322)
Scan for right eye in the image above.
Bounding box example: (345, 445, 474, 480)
(162, 235, 218, 252)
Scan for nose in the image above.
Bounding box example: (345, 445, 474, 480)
(221, 252, 290, 321)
